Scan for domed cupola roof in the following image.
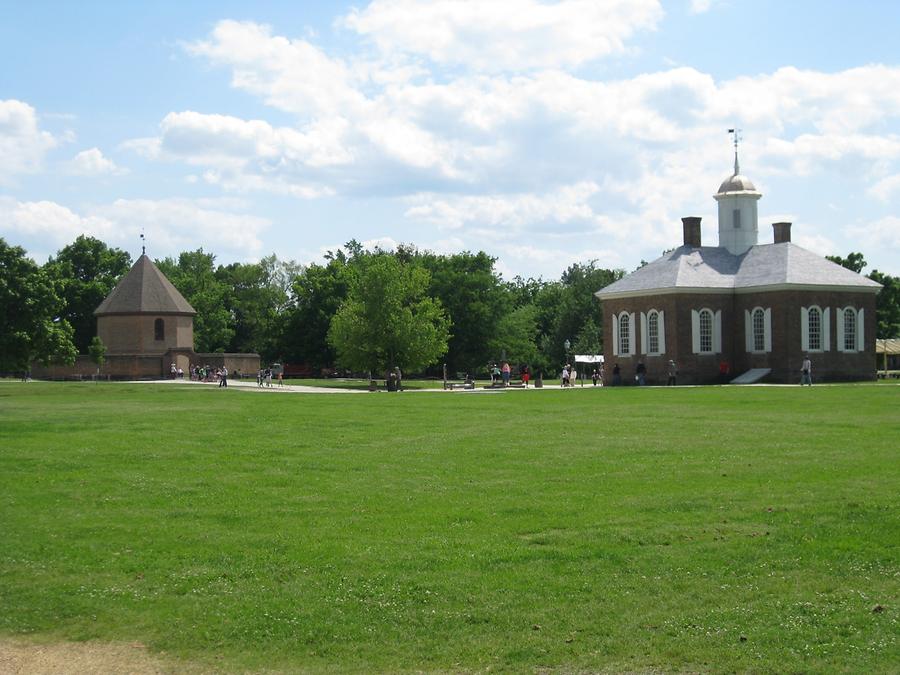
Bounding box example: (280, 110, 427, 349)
(717, 173, 757, 194)
(715, 149, 759, 195)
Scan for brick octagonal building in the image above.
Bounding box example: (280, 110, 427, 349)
(595, 155, 881, 385)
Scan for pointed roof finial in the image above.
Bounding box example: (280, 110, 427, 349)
(140, 229, 146, 256)
(728, 128, 742, 175)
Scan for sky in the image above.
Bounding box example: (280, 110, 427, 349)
(2, 0, 899, 281)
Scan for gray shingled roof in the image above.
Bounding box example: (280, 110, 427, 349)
(596, 243, 882, 298)
(94, 255, 196, 316)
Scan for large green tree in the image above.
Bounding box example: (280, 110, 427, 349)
(44, 235, 131, 353)
(0, 238, 77, 372)
(419, 250, 507, 372)
(156, 250, 234, 353)
(279, 257, 350, 369)
(328, 253, 449, 375)
(216, 254, 300, 361)
(828, 252, 900, 338)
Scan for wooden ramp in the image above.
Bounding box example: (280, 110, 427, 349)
(730, 368, 771, 384)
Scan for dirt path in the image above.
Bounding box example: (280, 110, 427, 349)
(0, 638, 205, 675)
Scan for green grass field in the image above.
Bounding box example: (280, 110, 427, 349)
(1, 382, 897, 672)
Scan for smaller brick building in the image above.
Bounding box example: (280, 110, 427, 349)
(595, 155, 881, 385)
(32, 254, 260, 380)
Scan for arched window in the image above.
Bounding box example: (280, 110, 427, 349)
(808, 307, 822, 351)
(154, 318, 165, 341)
(843, 308, 856, 352)
(647, 311, 659, 354)
(619, 313, 631, 356)
(752, 308, 766, 352)
(699, 309, 713, 353)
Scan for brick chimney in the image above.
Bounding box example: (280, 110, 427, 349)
(773, 221, 792, 244)
(682, 216, 702, 248)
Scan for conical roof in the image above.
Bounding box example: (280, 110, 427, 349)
(94, 254, 196, 316)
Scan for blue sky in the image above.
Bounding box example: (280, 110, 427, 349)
(2, 0, 899, 280)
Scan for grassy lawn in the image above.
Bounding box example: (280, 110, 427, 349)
(0, 382, 897, 672)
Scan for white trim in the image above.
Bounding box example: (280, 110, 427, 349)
(837, 307, 845, 353)
(858, 308, 865, 352)
(640, 312, 647, 355)
(691, 309, 700, 354)
(745, 309, 752, 352)
(628, 312, 636, 356)
(658, 310, 666, 355)
(764, 308, 772, 353)
(801, 306, 809, 352)
(713, 309, 722, 354)
(596, 282, 880, 301)
(612, 314, 619, 357)
(823, 307, 831, 352)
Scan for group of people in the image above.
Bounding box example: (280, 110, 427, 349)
(386, 366, 403, 391)
(607, 360, 679, 386)
(169, 363, 184, 379)
(487, 362, 532, 387)
(257, 367, 283, 387)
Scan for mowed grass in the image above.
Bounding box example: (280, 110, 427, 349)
(0, 382, 897, 673)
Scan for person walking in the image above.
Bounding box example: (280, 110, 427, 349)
(219, 365, 228, 388)
(612, 363, 621, 386)
(667, 360, 677, 386)
(521, 364, 530, 387)
(801, 355, 812, 386)
(636, 361, 646, 386)
(394, 366, 403, 391)
(561, 364, 570, 388)
(501, 361, 511, 387)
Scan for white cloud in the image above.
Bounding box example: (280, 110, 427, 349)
(341, 0, 663, 72)
(0, 196, 270, 261)
(67, 147, 128, 176)
(0, 99, 57, 182)
(868, 173, 900, 201)
(689, 0, 716, 14)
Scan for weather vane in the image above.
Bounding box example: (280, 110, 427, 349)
(728, 127, 742, 175)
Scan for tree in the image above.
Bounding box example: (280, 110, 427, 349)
(279, 258, 350, 369)
(487, 304, 539, 367)
(88, 336, 106, 378)
(826, 252, 867, 274)
(216, 254, 300, 361)
(0, 238, 77, 372)
(868, 269, 900, 338)
(328, 254, 449, 375)
(420, 250, 507, 373)
(156, 250, 234, 353)
(44, 235, 131, 353)
(827, 252, 900, 339)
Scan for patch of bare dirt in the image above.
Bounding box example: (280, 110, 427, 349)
(0, 638, 198, 674)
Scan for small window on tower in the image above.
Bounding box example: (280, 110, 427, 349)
(733, 209, 741, 228)
(154, 318, 165, 341)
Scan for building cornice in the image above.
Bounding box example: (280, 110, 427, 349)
(595, 283, 880, 301)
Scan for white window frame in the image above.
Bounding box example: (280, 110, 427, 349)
(613, 311, 636, 357)
(837, 307, 864, 353)
(744, 307, 772, 354)
(640, 309, 665, 356)
(692, 308, 722, 354)
(801, 305, 830, 353)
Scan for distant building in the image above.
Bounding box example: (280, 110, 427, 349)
(595, 153, 881, 384)
(32, 254, 260, 380)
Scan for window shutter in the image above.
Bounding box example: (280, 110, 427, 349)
(612, 314, 619, 357)
(836, 307, 845, 353)
(857, 308, 865, 352)
(658, 310, 666, 354)
(823, 308, 831, 351)
(713, 310, 723, 353)
(691, 310, 700, 354)
(640, 312, 647, 355)
(764, 308, 772, 353)
(801, 307, 809, 352)
(628, 313, 636, 355)
(744, 310, 752, 352)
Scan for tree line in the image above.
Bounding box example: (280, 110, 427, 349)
(2, 234, 898, 376)
(0, 235, 623, 377)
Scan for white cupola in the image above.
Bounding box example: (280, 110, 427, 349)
(713, 146, 761, 255)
